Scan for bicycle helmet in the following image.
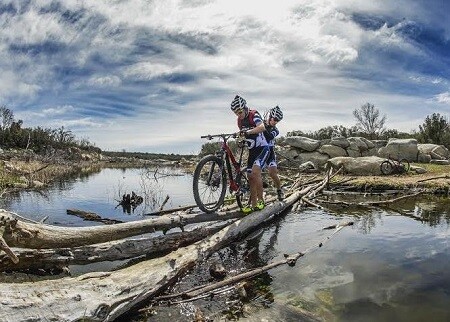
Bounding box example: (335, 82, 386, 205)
(230, 95, 247, 112)
(269, 105, 283, 121)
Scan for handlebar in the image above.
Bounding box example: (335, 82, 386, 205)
(201, 133, 238, 140)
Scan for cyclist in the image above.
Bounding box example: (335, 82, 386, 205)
(230, 95, 269, 214)
(263, 105, 284, 201)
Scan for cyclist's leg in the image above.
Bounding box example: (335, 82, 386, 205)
(246, 148, 260, 209)
(253, 147, 270, 208)
(267, 148, 281, 190)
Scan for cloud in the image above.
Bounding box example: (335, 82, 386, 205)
(433, 92, 450, 105)
(1, 0, 449, 153)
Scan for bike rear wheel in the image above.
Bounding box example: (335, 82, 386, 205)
(193, 155, 227, 213)
(399, 159, 410, 173)
(380, 160, 393, 175)
(235, 170, 251, 210)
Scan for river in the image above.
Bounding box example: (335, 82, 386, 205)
(1, 167, 449, 322)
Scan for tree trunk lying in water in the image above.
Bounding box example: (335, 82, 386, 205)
(0, 220, 234, 271)
(0, 208, 242, 249)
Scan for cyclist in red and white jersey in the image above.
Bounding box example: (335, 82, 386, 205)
(230, 95, 270, 214)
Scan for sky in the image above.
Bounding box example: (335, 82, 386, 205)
(1, 0, 449, 154)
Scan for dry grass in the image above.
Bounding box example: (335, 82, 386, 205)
(329, 163, 450, 192)
(0, 159, 103, 190)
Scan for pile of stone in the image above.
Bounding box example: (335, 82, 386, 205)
(278, 136, 450, 175)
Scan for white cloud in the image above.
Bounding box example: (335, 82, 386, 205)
(1, 0, 449, 153)
(433, 92, 450, 105)
(87, 76, 122, 88)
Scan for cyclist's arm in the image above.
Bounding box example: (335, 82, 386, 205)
(245, 121, 265, 136)
(264, 125, 279, 141)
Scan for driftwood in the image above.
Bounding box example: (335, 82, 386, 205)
(417, 175, 450, 183)
(315, 190, 423, 207)
(66, 209, 123, 224)
(0, 169, 335, 321)
(0, 208, 242, 249)
(0, 221, 234, 271)
(156, 221, 354, 303)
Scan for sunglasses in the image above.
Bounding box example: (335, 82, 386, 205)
(234, 109, 244, 115)
(272, 117, 280, 122)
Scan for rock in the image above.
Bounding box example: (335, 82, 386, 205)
(430, 159, 450, 165)
(209, 261, 227, 279)
(378, 138, 418, 162)
(410, 165, 427, 174)
(285, 136, 321, 151)
(32, 180, 45, 188)
(297, 151, 330, 169)
(327, 156, 387, 175)
(329, 137, 350, 149)
(318, 145, 347, 158)
(347, 137, 369, 152)
(417, 153, 432, 163)
(418, 144, 449, 159)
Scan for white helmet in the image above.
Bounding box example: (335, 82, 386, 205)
(269, 105, 283, 121)
(230, 95, 247, 112)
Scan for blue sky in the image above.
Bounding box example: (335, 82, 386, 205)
(1, 0, 449, 154)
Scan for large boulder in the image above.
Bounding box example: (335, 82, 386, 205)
(378, 138, 418, 162)
(327, 156, 387, 176)
(285, 136, 321, 152)
(417, 144, 449, 159)
(296, 151, 330, 169)
(318, 145, 347, 158)
(329, 137, 350, 149)
(371, 140, 388, 149)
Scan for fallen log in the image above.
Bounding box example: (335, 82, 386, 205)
(0, 208, 243, 249)
(0, 221, 234, 271)
(66, 209, 123, 224)
(160, 221, 354, 303)
(0, 169, 333, 321)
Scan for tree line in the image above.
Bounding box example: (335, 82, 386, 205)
(2, 103, 448, 157)
(0, 106, 100, 154)
(288, 103, 450, 146)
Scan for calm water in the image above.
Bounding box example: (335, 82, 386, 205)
(1, 167, 195, 226)
(1, 168, 449, 322)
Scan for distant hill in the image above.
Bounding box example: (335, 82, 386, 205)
(102, 151, 196, 161)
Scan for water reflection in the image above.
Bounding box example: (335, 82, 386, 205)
(0, 167, 195, 225)
(1, 169, 449, 321)
(145, 196, 449, 322)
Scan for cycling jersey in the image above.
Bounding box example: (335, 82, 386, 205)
(238, 109, 268, 149)
(263, 123, 280, 147)
(263, 122, 280, 168)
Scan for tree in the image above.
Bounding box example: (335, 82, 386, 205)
(0, 105, 14, 131)
(353, 103, 386, 139)
(418, 113, 450, 146)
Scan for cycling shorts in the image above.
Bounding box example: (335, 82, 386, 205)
(246, 146, 270, 173)
(265, 147, 277, 168)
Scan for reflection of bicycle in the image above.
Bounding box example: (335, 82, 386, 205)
(380, 155, 410, 175)
(193, 133, 250, 213)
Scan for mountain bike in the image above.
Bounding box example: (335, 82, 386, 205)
(380, 155, 410, 175)
(193, 133, 251, 213)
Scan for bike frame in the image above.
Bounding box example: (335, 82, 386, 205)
(203, 133, 245, 193)
(387, 154, 403, 171)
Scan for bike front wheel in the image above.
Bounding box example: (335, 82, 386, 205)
(193, 155, 227, 213)
(399, 159, 410, 173)
(380, 160, 393, 175)
(235, 170, 251, 210)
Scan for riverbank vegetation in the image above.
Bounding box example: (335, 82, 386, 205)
(1, 103, 450, 194)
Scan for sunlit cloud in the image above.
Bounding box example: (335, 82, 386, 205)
(0, 0, 449, 153)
